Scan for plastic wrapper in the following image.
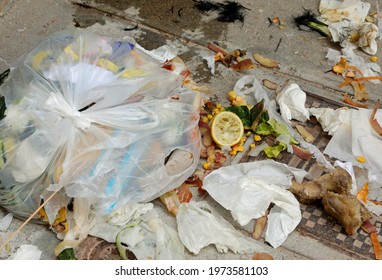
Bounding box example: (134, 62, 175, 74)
(0, 29, 201, 219)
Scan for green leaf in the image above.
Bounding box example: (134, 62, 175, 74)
(224, 105, 252, 128)
(116, 222, 141, 260)
(57, 248, 76, 260)
(267, 119, 299, 145)
(255, 122, 273, 135)
(263, 142, 287, 158)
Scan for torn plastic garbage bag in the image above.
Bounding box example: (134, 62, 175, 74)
(0, 29, 201, 219)
(203, 160, 308, 248)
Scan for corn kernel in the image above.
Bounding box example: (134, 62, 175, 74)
(246, 131, 252, 137)
(235, 96, 242, 102)
(237, 145, 244, 152)
(203, 162, 211, 169)
(228, 91, 236, 101)
(232, 145, 238, 152)
(216, 103, 222, 109)
(207, 114, 213, 120)
(356, 156, 366, 163)
(212, 108, 220, 115)
(201, 116, 208, 122)
(250, 143, 256, 149)
(230, 150, 237, 156)
(370, 56, 378, 62)
(254, 135, 262, 142)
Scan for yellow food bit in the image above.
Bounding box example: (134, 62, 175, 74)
(230, 150, 237, 156)
(370, 56, 378, 62)
(228, 91, 236, 101)
(210, 111, 244, 147)
(356, 156, 366, 163)
(216, 103, 222, 109)
(201, 116, 209, 122)
(212, 108, 220, 115)
(207, 114, 213, 120)
(250, 143, 256, 148)
(235, 96, 242, 102)
(203, 162, 211, 169)
(237, 145, 244, 152)
(254, 135, 262, 142)
(246, 131, 252, 137)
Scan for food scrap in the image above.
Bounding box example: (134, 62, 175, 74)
(208, 42, 254, 71)
(253, 52, 279, 68)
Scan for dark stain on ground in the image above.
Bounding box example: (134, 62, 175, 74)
(81, 0, 231, 44)
(73, 3, 106, 28)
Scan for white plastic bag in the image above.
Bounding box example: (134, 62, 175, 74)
(0, 29, 201, 218)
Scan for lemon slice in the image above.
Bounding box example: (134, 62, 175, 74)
(211, 111, 244, 146)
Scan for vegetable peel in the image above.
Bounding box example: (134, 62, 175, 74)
(370, 99, 382, 137)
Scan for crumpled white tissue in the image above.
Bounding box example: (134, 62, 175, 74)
(309, 107, 350, 136)
(8, 244, 42, 260)
(0, 213, 13, 231)
(320, 0, 379, 55)
(326, 47, 381, 82)
(90, 202, 184, 260)
(276, 83, 310, 123)
(202, 160, 307, 248)
(176, 201, 269, 254)
(319, 0, 370, 25)
(324, 108, 382, 203)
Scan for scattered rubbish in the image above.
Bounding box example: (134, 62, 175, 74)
(57, 248, 76, 260)
(370, 231, 382, 260)
(309, 107, 349, 135)
(290, 166, 373, 235)
(203, 160, 308, 248)
(319, 0, 379, 55)
(8, 244, 42, 260)
(193, 0, 249, 23)
(262, 79, 278, 90)
(295, 125, 314, 143)
(274, 38, 283, 52)
(252, 211, 268, 240)
(294, 10, 330, 36)
(252, 252, 274, 260)
(276, 83, 310, 124)
(253, 52, 279, 68)
(0, 29, 203, 255)
(210, 111, 244, 147)
(176, 200, 269, 254)
(89, 202, 185, 260)
(0, 213, 13, 231)
(323, 191, 372, 235)
(208, 42, 254, 71)
(370, 100, 382, 136)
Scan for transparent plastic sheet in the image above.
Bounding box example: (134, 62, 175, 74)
(0, 29, 201, 219)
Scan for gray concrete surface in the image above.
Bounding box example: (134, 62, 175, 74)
(0, 0, 381, 260)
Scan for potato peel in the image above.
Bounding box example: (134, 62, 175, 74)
(253, 52, 279, 68)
